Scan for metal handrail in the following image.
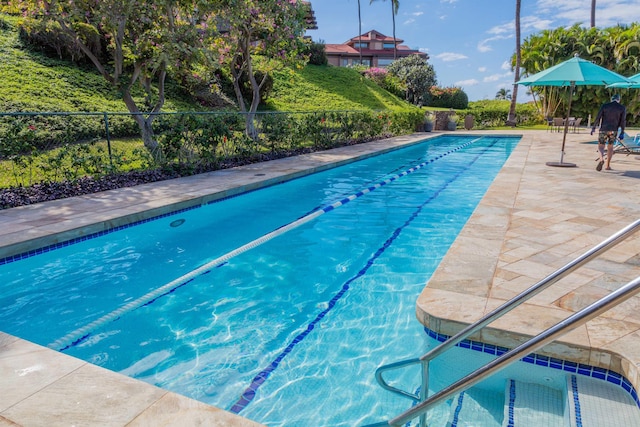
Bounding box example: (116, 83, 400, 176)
(370, 219, 640, 427)
(388, 274, 640, 426)
(374, 218, 640, 401)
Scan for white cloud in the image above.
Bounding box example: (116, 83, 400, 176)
(455, 79, 479, 87)
(404, 18, 416, 25)
(435, 52, 468, 62)
(440, 0, 458, 3)
(534, 0, 640, 28)
(478, 34, 512, 53)
(478, 67, 487, 72)
(439, 15, 447, 20)
(488, 22, 513, 35)
(418, 47, 430, 54)
(483, 74, 502, 83)
(501, 60, 512, 71)
(412, 12, 424, 17)
(486, 15, 553, 36)
(477, 40, 491, 53)
(521, 15, 553, 32)
(483, 72, 512, 83)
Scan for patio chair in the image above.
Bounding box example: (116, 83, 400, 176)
(552, 117, 564, 132)
(570, 118, 582, 133)
(613, 134, 640, 156)
(545, 117, 553, 132)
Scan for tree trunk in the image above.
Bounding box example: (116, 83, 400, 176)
(54, 15, 165, 160)
(591, 0, 596, 28)
(391, 1, 397, 60)
(358, 0, 362, 64)
(506, 0, 521, 127)
(229, 34, 262, 140)
(122, 90, 161, 159)
(245, 71, 263, 140)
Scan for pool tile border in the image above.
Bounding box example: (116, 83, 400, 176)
(0, 180, 288, 266)
(426, 328, 640, 408)
(0, 205, 197, 266)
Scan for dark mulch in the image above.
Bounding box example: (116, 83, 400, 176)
(0, 170, 181, 209)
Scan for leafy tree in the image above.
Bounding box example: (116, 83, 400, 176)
(213, 0, 309, 139)
(517, 23, 640, 123)
(496, 88, 512, 100)
(370, 0, 399, 59)
(387, 54, 436, 106)
(10, 0, 218, 159)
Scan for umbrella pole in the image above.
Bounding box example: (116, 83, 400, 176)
(547, 81, 577, 167)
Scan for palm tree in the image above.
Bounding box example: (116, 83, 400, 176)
(358, 0, 363, 64)
(591, 0, 596, 28)
(371, 0, 399, 60)
(507, 0, 521, 126)
(496, 88, 512, 100)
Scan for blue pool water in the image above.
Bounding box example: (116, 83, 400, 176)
(0, 134, 579, 425)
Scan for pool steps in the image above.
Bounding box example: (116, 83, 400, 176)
(446, 388, 502, 427)
(566, 374, 640, 427)
(445, 375, 640, 427)
(502, 379, 564, 427)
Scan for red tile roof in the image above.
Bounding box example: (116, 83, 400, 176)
(324, 30, 425, 59)
(325, 44, 359, 54)
(346, 30, 403, 44)
(325, 44, 425, 58)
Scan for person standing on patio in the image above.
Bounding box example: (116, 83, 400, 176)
(591, 93, 626, 171)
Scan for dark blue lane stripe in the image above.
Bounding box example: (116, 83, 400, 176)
(571, 375, 583, 427)
(506, 379, 516, 427)
(451, 391, 466, 426)
(229, 138, 500, 414)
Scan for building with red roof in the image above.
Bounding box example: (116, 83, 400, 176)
(324, 30, 427, 68)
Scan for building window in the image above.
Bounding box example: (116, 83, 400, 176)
(383, 42, 395, 49)
(353, 42, 369, 49)
(341, 58, 349, 67)
(377, 58, 394, 66)
(360, 59, 371, 67)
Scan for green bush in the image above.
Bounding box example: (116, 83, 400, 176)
(362, 67, 405, 99)
(462, 100, 543, 128)
(429, 86, 469, 109)
(305, 41, 327, 66)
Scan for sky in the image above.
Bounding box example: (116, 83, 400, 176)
(306, 0, 640, 102)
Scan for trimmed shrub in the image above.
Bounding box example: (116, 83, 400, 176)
(363, 67, 405, 99)
(461, 100, 543, 128)
(429, 86, 469, 109)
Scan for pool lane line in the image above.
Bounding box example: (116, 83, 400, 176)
(49, 137, 485, 352)
(229, 137, 500, 415)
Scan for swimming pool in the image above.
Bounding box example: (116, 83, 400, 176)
(0, 134, 593, 426)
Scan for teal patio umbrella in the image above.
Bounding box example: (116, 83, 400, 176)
(517, 55, 632, 167)
(607, 72, 640, 89)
